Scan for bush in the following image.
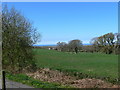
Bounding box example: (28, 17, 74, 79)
(2, 5, 40, 73)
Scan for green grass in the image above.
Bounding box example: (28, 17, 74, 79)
(34, 48, 118, 83)
(5, 71, 71, 88)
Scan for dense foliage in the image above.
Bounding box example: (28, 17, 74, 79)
(2, 5, 40, 73)
(56, 33, 120, 55)
(90, 32, 120, 54)
(57, 39, 82, 53)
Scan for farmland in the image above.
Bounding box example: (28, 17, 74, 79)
(34, 48, 118, 83)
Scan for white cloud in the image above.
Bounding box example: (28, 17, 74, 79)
(83, 40, 90, 44)
(36, 41, 58, 45)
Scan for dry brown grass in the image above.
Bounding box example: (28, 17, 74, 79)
(26, 68, 119, 88)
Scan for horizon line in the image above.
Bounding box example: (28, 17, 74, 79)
(33, 43, 91, 46)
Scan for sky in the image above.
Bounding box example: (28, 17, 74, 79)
(3, 2, 118, 45)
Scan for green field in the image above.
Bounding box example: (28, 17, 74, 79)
(34, 48, 118, 83)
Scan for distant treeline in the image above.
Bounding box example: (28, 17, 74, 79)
(36, 32, 120, 55)
(56, 33, 120, 54)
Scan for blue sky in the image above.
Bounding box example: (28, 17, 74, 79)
(4, 2, 118, 45)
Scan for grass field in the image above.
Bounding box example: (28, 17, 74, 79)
(34, 48, 118, 83)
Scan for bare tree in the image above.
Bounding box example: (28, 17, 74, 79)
(68, 39, 82, 53)
(57, 42, 68, 52)
(90, 33, 115, 54)
(90, 37, 100, 52)
(114, 33, 120, 54)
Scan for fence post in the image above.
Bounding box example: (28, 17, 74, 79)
(2, 70, 6, 90)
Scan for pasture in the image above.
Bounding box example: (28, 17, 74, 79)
(34, 48, 118, 83)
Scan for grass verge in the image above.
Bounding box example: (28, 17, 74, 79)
(5, 71, 72, 88)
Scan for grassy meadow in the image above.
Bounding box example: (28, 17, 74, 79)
(34, 48, 118, 83)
